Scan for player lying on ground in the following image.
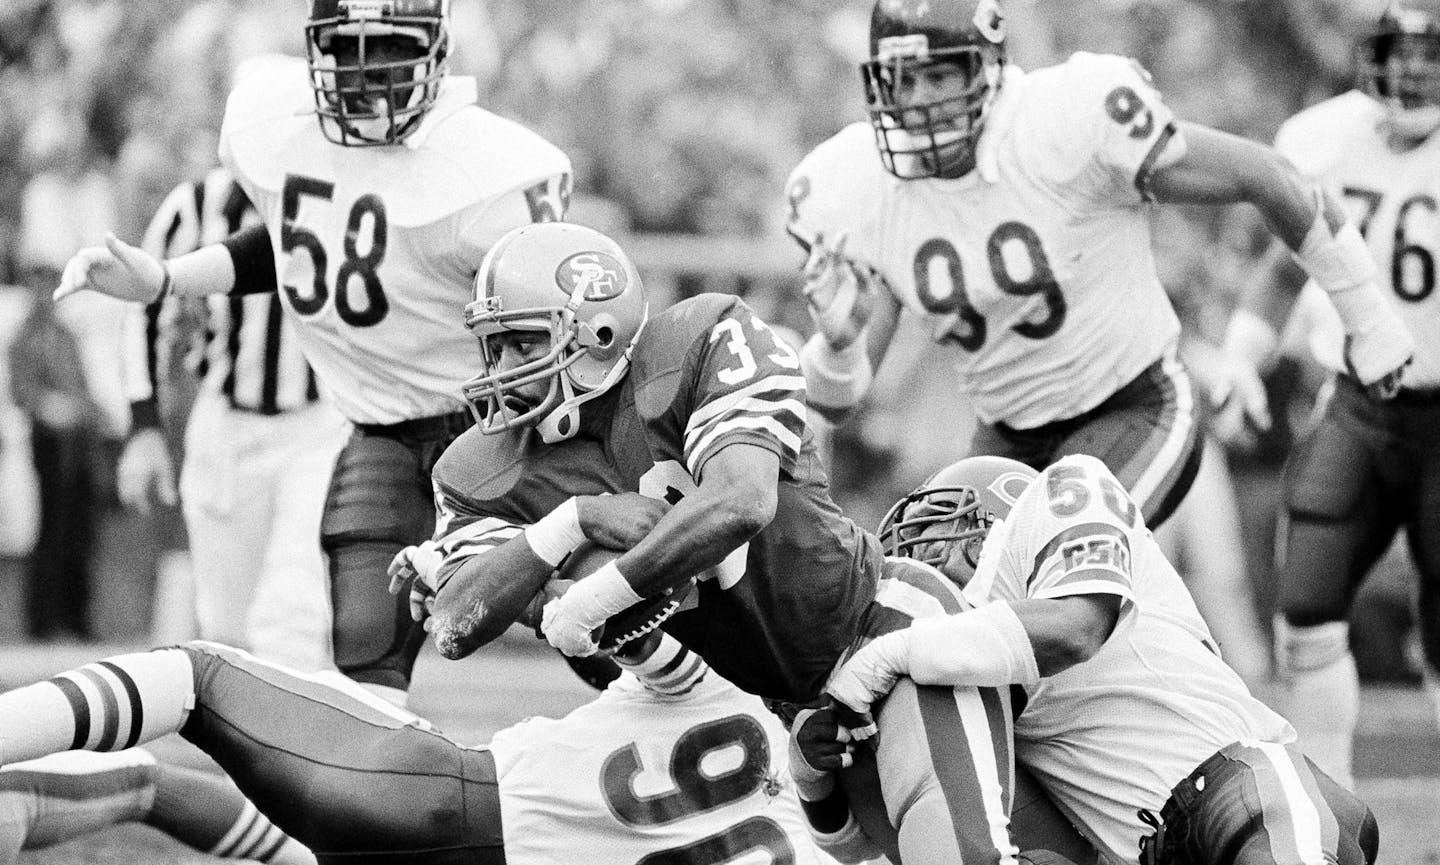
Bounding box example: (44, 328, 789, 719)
(0, 617, 846, 864)
(818, 454, 1378, 865)
(0, 748, 313, 865)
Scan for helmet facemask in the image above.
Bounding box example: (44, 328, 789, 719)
(879, 484, 992, 584)
(306, 11, 448, 146)
(1358, 10, 1440, 142)
(463, 283, 645, 444)
(863, 44, 1003, 179)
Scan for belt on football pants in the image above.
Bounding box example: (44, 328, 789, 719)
(355, 409, 475, 441)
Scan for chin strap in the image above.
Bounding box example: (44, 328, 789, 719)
(537, 322, 646, 444)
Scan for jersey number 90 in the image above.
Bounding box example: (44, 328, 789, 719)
(601, 714, 796, 865)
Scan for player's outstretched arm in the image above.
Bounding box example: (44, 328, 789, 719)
(54, 224, 276, 305)
(1148, 123, 1413, 398)
(826, 595, 1120, 717)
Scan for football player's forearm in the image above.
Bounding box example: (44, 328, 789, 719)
(616, 444, 779, 597)
(1012, 595, 1121, 675)
(429, 541, 553, 658)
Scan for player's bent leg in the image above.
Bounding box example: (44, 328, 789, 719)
(1155, 741, 1376, 865)
(147, 761, 316, 864)
(1406, 473, 1440, 738)
(0, 749, 157, 865)
(322, 431, 435, 699)
(177, 642, 503, 864)
(873, 678, 1018, 865)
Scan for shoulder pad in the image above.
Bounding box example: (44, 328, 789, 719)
(630, 293, 747, 412)
(785, 123, 887, 251)
(219, 56, 321, 197)
(431, 426, 532, 515)
(1274, 91, 1383, 178)
(1012, 52, 1161, 165)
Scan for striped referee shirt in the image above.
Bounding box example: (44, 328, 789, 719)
(122, 168, 318, 429)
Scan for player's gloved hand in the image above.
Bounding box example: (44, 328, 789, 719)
(577, 492, 669, 550)
(789, 704, 853, 802)
(802, 231, 879, 351)
(1207, 354, 1271, 452)
(54, 233, 166, 304)
(387, 540, 446, 625)
(1344, 322, 1413, 401)
(541, 592, 602, 657)
(825, 629, 911, 731)
(116, 428, 178, 515)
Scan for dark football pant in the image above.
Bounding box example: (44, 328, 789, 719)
(1138, 740, 1377, 865)
(322, 411, 473, 693)
(1277, 374, 1440, 674)
(180, 643, 504, 865)
(968, 351, 1202, 529)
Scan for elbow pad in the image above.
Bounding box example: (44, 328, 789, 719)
(907, 601, 1041, 688)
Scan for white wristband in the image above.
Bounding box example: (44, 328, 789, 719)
(561, 560, 645, 629)
(1221, 309, 1280, 371)
(799, 332, 873, 410)
(1295, 199, 1375, 295)
(907, 601, 1041, 687)
(526, 497, 586, 567)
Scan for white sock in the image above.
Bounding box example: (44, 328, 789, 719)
(1277, 619, 1357, 789)
(0, 650, 194, 767)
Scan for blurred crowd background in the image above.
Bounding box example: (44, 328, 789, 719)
(0, 0, 1422, 688)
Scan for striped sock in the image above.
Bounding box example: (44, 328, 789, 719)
(614, 633, 708, 697)
(147, 764, 314, 864)
(0, 650, 195, 767)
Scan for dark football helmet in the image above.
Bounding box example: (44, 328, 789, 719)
(879, 455, 1035, 584)
(305, 0, 450, 146)
(1356, 2, 1440, 139)
(861, 0, 1007, 179)
(462, 223, 649, 443)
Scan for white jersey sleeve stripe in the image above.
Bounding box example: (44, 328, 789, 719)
(682, 396, 807, 459)
(1027, 523, 1132, 590)
(1135, 120, 1180, 202)
(685, 374, 808, 428)
(685, 415, 803, 477)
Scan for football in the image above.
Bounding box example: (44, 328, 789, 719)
(556, 540, 695, 653)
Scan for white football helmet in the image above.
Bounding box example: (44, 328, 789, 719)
(462, 223, 649, 443)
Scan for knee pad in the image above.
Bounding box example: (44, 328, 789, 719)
(1274, 617, 1350, 676)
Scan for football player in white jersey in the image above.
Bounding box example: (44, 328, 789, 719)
(0, 627, 838, 864)
(1211, 2, 1440, 790)
(52, 0, 572, 705)
(789, 0, 1415, 529)
(821, 455, 1378, 865)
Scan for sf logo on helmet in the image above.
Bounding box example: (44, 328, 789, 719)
(556, 252, 628, 301)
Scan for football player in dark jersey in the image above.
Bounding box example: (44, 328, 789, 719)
(387, 222, 1090, 865)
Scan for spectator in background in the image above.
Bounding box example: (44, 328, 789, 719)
(7, 275, 100, 642)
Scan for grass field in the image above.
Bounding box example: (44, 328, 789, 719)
(3, 634, 1437, 865)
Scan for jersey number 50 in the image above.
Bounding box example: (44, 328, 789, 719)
(281, 174, 391, 327)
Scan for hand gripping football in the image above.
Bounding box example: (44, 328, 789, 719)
(556, 541, 695, 653)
